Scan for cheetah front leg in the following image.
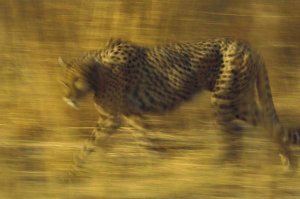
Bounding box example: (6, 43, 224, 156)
(67, 113, 121, 179)
(121, 115, 165, 151)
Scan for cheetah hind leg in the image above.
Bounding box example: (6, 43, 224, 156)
(211, 85, 244, 163)
(237, 87, 298, 171)
(235, 83, 262, 127)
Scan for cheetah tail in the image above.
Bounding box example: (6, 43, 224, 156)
(256, 55, 300, 145)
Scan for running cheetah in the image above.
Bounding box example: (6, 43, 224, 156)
(59, 38, 300, 172)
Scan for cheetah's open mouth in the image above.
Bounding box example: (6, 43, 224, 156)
(63, 97, 79, 110)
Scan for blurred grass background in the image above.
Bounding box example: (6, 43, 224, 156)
(0, 0, 300, 198)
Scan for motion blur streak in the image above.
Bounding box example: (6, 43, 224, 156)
(0, 1, 299, 199)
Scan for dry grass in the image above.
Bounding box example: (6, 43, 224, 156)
(0, 1, 300, 198)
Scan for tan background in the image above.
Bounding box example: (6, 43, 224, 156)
(0, 1, 300, 198)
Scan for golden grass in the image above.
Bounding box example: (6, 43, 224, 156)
(0, 1, 300, 198)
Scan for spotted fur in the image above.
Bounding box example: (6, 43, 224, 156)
(59, 38, 300, 173)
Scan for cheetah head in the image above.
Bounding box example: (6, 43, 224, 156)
(58, 57, 92, 110)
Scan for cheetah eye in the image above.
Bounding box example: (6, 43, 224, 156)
(74, 78, 89, 90)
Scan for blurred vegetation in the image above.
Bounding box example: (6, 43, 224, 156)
(0, 0, 300, 199)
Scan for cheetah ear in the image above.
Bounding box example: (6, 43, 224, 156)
(58, 56, 68, 68)
(106, 38, 123, 48)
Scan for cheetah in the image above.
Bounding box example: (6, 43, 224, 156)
(59, 38, 300, 173)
